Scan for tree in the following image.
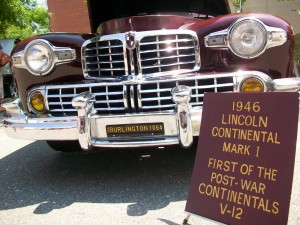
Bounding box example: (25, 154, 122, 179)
(231, 0, 247, 10)
(0, 0, 50, 40)
(232, 0, 299, 11)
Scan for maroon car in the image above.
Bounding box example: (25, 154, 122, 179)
(2, 0, 299, 151)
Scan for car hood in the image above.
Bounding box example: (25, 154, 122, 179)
(88, 0, 229, 33)
(97, 15, 204, 35)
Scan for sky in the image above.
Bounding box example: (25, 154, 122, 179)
(36, 0, 47, 8)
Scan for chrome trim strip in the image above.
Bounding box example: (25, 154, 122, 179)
(139, 46, 195, 54)
(139, 37, 194, 46)
(204, 30, 228, 48)
(92, 137, 179, 148)
(272, 77, 300, 91)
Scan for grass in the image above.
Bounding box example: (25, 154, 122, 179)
(295, 33, 300, 60)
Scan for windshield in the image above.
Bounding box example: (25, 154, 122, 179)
(88, 0, 229, 32)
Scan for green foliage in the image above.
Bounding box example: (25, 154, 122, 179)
(0, 0, 50, 40)
(231, 0, 247, 9)
(295, 33, 300, 60)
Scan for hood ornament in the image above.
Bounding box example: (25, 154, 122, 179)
(125, 32, 136, 50)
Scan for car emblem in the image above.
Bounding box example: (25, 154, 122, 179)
(125, 32, 136, 50)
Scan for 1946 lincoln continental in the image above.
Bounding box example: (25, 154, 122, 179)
(2, 0, 300, 152)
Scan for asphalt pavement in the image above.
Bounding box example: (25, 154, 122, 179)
(0, 119, 201, 225)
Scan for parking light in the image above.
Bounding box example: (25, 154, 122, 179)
(30, 92, 46, 112)
(241, 77, 264, 92)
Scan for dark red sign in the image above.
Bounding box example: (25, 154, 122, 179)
(185, 92, 299, 225)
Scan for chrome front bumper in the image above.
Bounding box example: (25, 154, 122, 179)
(3, 76, 300, 150)
(3, 86, 201, 149)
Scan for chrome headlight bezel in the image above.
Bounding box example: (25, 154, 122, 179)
(12, 38, 77, 76)
(24, 40, 55, 76)
(204, 17, 287, 59)
(228, 18, 268, 59)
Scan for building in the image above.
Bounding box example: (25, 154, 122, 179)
(47, 0, 91, 33)
(46, 0, 299, 33)
(243, 0, 300, 33)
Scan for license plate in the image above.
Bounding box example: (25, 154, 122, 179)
(106, 123, 164, 137)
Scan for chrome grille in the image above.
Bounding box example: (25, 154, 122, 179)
(82, 30, 200, 78)
(139, 75, 234, 112)
(139, 34, 197, 74)
(46, 83, 125, 116)
(84, 39, 126, 77)
(44, 74, 234, 116)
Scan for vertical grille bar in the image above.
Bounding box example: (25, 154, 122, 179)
(108, 40, 113, 76)
(123, 85, 129, 112)
(195, 79, 199, 103)
(129, 48, 135, 75)
(157, 82, 161, 107)
(176, 34, 180, 70)
(137, 84, 142, 111)
(130, 85, 136, 112)
(59, 88, 64, 110)
(156, 36, 161, 73)
(214, 77, 217, 92)
(96, 42, 101, 76)
(106, 86, 110, 109)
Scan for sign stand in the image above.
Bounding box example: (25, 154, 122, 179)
(183, 213, 191, 224)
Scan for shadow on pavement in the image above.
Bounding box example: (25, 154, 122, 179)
(0, 140, 197, 216)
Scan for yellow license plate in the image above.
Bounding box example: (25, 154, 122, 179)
(106, 123, 164, 137)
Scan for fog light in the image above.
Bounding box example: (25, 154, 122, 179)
(30, 92, 45, 112)
(241, 78, 264, 92)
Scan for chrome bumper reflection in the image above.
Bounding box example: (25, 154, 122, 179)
(3, 114, 79, 140)
(3, 110, 202, 149)
(3, 86, 202, 149)
(4, 75, 300, 150)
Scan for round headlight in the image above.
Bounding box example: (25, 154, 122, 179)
(30, 92, 46, 113)
(24, 40, 54, 76)
(241, 77, 264, 92)
(228, 19, 267, 58)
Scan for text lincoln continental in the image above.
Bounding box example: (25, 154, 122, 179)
(2, 0, 300, 152)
